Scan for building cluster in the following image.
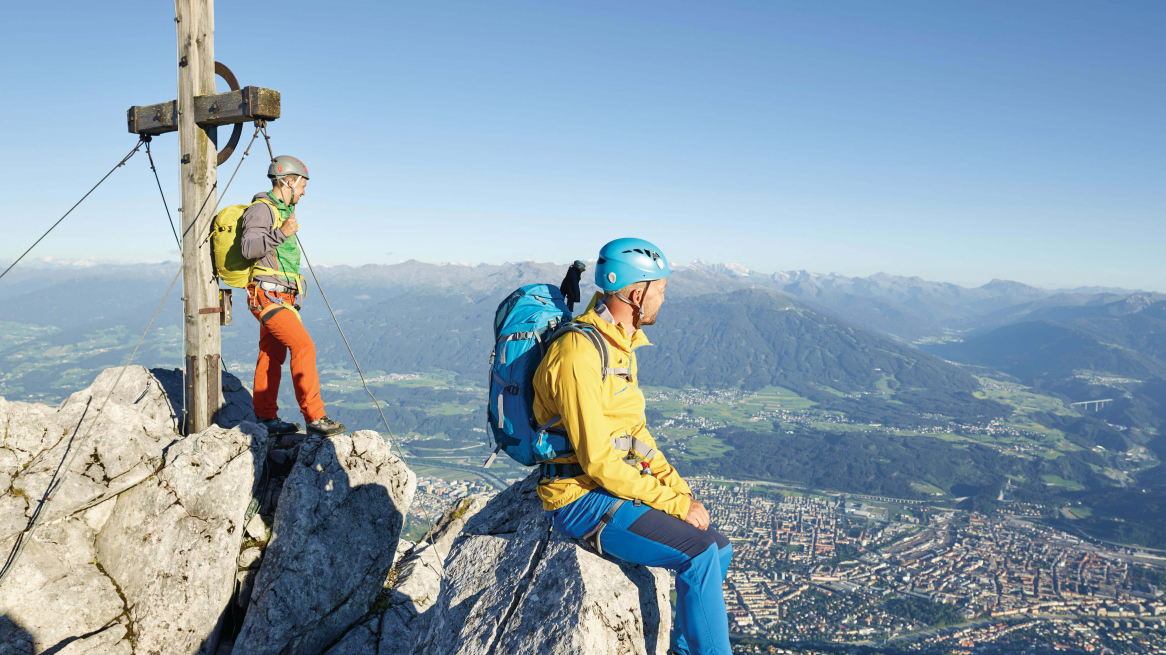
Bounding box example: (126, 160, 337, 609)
(645, 388, 756, 406)
(687, 481, 1166, 652)
(887, 617, 1166, 654)
(745, 408, 850, 429)
(364, 372, 422, 382)
(407, 475, 497, 524)
(659, 413, 731, 435)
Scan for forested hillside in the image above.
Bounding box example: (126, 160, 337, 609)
(639, 288, 1009, 424)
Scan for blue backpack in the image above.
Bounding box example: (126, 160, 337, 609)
(484, 273, 622, 469)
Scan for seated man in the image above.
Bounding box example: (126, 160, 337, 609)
(533, 238, 733, 655)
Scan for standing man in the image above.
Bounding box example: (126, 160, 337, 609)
(240, 155, 345, 437)
(533, 238, 733, 655)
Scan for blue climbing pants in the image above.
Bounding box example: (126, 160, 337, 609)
(549, 489, 733, 655)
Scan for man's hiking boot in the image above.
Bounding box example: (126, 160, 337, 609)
(306, 416, 346, 437)
(260, 417, 301, 435)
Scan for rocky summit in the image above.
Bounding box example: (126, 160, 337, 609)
(415, 472, 671, 655)
(0, 366, 669, 655)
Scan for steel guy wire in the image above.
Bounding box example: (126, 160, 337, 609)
(144, 137, 181, 250)
(297, 238, 445, 569)
(181, 124, 262, 243)
(0, 139, 146, 281)
(0, 265, 183, 586)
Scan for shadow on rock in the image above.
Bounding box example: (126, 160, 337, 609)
(415, 471, 670, 655)
(1, 366, 272, 655)
(230, 431, 416, 655)
(0, 615, 34, 655)
(152, 366, 257, 432)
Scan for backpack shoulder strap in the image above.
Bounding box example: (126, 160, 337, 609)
(251, 197, 282, 229)
(550, 323, 630, 383)
(245, 198, 305, 295)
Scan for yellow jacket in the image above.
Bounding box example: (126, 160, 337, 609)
(532, 294, 693, 519)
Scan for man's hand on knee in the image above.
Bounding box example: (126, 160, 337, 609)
(685, 499, 710, 530)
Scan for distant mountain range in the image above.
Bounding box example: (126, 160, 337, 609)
(5, 258, 1166, 544)
(926, 296, 1166, 384)
(4, 258, 1161, 387)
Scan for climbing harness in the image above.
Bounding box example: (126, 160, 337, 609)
(581, 497, 647, 556)
(537, 435, 656, 483)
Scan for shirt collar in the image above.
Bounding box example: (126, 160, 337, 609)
(266, 191, 292, 212)
(593, 297, 635, 334)
(580, 292, 651, 352)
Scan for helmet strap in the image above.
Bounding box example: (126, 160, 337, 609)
(614, 280, 651, 330)
(280, 176, 299, 205)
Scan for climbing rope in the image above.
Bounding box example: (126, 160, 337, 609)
(0, 139, 146, 281)
(0, 266, 183, 587)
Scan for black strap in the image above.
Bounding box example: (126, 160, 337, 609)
(540, 461, 585, 481)
(584, 499, 625, 556)
(259, 305, 286, 327)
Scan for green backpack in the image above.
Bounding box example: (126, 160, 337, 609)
(211, 198, 302, 292)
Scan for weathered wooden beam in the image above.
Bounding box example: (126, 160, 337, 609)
(126, 86, 280, 135)
(178, 0, 222, 435)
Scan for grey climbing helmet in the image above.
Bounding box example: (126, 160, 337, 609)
(268, 155, 309, 180)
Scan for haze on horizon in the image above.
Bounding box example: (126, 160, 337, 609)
(1, 1, 1162, 291)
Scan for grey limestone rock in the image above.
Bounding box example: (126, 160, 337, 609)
(0, 366, 270, 655)
(322, 618, 380, 655)
(377, 495, 488, 655)
(238, 546, 264, 570)
(2, 366, 183, 542)
(0, 397, 62, 478)
(94, 422, 270, 655)
(419, 495, 489, 561)
(0, 397, 65, 538)
(413, 472, 671, 655)
(0, 517, 133, 654)
(151, 366, 257, 431)
(233, 430, 416, 655)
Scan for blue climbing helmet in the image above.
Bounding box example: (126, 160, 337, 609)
(594, 238, 672, 291)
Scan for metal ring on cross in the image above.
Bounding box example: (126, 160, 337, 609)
(214, 62, 243, 166)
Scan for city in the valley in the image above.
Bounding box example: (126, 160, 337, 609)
(410, 474, 1166, 654)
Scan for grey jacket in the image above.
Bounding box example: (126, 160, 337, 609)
(240, 192, 296, 291)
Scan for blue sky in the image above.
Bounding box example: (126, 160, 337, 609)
(2, 1, 1163, 290)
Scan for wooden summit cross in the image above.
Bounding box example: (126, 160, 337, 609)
(126, 0, 281, 434)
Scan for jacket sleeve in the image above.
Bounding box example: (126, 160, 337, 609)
(627, 354, 693, 496)
(241, 202, 286, 260)
(646, 442, 693, 497)
(549, 335, 692, 520)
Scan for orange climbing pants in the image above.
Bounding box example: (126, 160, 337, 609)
(247, 284, 325, 423)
